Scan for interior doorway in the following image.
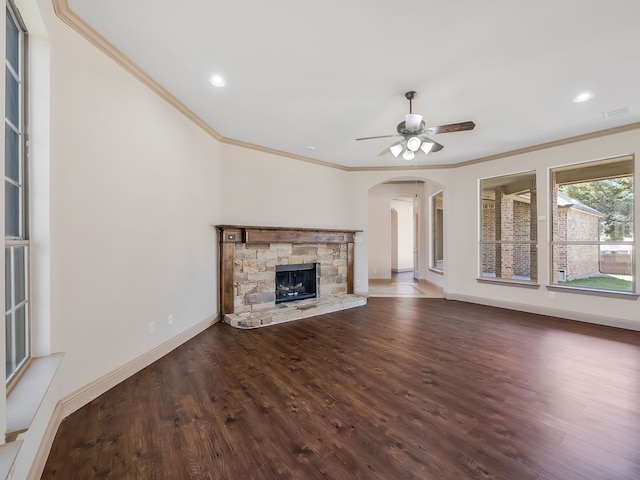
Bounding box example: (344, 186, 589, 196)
(367, 179, 445, 298)
(391, 196, 415, 279)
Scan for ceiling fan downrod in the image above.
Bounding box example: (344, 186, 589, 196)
(405, 91, 417, 114)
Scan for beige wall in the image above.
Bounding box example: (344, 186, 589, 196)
(48, 0, 222, 398)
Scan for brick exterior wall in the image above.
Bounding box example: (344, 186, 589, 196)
(482, 192, 535, 280)
(551, 176, 601, 281)
(482, 200, 496, 274)
(513, 201, 531, 277)
(563, 210, 600, 279)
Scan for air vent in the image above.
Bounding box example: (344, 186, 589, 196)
(602, 106, 632, 118)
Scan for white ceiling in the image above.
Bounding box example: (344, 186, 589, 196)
(65, 0, 640, 169)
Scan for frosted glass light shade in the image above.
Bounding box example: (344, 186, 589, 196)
(406, 136, 421, 152)
(405, 113, 423, 131)
(420, 142, 434, 154)
(389, 144, 403, 158)
(402, 150, 415, 161)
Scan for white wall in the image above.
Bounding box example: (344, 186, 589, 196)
(47, 0, 222, 400)
(219, 145, 352, 229)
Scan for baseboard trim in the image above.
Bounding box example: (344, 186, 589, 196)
(446, 293, 640, 332)
(27, 401, 63, 480)
(61, 314, 219, 417)
(368, 279, 392, 284)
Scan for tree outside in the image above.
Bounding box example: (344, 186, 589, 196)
(559, 177, 633, 241)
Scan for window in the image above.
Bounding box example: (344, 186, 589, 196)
(431, 191, 443, 271)
(5, 1, 29, 384)
(551, 156, 634, 293)
(480, 171, 537, 282)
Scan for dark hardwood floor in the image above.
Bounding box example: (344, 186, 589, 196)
(42, 298, 640, 479)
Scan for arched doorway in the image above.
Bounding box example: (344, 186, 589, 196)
(367, 178, 444, 298)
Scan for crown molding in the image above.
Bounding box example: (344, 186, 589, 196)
(451, 122, 640, 168)
(52, 1, 640, 173)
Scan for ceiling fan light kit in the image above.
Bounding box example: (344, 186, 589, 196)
(406, 136, 422, 152)
(389, 144, 404, 158)
(405, 113, 423, 131)
(420, 141, 434, 154)
(356, 91, 475, 161)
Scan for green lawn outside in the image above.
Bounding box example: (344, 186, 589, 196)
(560, 276, 634, 291)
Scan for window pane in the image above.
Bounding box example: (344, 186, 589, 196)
(5, 124, 19, 182)
(15, 305, 26, 366)
(5, 180, 20, 237)
(5, 9, 19, 73)
(552, 244, 633, 292)
(481, 242, 537, 281)
(5, 66, 19, 128)
(551, 157, 634, 293)
(5, 313, 13, 380)
(431, 192, 444, 270)
(480, 171, 537, 281)
(5, 1, 28, 385)
(14, 246, 25, 304)
(5, 248, 11, 309)
(481, 243, 496, 276)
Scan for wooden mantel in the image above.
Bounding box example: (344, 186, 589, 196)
(216, 225, 362, 316)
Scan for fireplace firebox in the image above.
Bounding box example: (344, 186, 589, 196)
(275, 263, 317, 304)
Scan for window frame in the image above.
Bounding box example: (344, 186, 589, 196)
(5, 0, 30, 387)
(549, 155, 635, 296)
(430, 190, 444, 273)
(478, 170, 539, 286)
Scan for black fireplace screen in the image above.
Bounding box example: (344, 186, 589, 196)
(275, 263, 317, 304)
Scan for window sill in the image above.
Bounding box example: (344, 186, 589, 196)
(6, 353, 63, 442)
(429, 268, 443, 275)
(547, 285, 639, 299)
(476, 277, 540, 289)
(0, 440, 22, 479)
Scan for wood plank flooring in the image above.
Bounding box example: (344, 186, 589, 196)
(42, 298, 640, 479)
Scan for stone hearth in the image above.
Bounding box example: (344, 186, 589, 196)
(225, 294, 367, 329)
(216, 225, 366, 328)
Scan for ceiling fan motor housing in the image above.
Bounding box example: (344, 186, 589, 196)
(397, 120, 427, 136)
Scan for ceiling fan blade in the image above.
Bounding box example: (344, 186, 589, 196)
(356, 134, 397, 141)
(421, 137, 444, 152)
(426, 121, 475, 135)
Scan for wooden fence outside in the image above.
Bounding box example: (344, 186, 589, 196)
(600, 253, 633, 275)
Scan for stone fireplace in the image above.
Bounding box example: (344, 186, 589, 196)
(216, 225, 366, 328)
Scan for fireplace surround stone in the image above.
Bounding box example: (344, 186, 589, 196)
(216, 225, 366, 328)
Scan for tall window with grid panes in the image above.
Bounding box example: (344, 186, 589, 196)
(5, 1, 29, 385)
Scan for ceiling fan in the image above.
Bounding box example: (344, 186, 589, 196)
(356, 91, 475, 160)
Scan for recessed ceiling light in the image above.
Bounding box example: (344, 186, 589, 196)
(573, 91, 594, 103)
(306, 146, 315, 151)
(209, 75, 225, 87)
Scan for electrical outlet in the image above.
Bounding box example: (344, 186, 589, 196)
(149, 321, 156, 335)
(187, 306, 192, 317)
(548, 291, 555, 299)
(168, 314, 173, 326)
